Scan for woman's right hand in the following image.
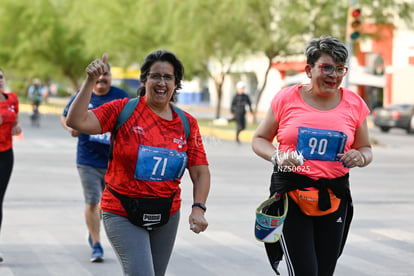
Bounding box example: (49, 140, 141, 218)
(86, 53, 108, 80)
(271, 147, 304, 167)
(65, 54, 107, 135)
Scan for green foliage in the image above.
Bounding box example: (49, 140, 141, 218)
(0, 0, 93, 91)
(56, 87, 72, 98)
(7, 80, 28, 98)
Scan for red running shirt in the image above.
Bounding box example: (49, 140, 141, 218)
(0, 92, 19, 152)
(93, 96, 209, 216)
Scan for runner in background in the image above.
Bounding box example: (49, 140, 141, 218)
(60, 63, 130, 263)
(28, 78, 44, 127)
(230, 81, 252, 144)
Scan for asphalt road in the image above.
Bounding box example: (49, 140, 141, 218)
(0, 112, 413, 276)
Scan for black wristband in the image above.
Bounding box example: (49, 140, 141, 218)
(192, 202, 207, 212)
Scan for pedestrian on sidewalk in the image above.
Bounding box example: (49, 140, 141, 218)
(28, 78, 45, 127)
(230, 81, 252, 143)
(252, 36, 373, 275)
(66, 50, 210, 276)
(60, 63, 130, 263)
(0, 68, 22, 263)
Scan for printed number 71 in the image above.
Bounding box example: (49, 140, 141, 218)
(152, 156, 167, 176)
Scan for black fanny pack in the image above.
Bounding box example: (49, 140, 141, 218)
(106, 185, 175, 230)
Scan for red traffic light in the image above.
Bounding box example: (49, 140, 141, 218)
(351, 9, 361, 17)
(347, 7, 362, 41)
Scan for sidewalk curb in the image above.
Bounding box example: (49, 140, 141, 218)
(19, 103, 64, 115)
(199, 126, 254, 143)
(19, 103, 255, 142)
(18, 103, 374, 143)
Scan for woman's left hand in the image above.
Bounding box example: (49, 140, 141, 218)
(337, 149, 365, 168)
(189, 208, 208, 234)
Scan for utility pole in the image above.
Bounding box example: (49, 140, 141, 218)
(344, 0, 360, 88)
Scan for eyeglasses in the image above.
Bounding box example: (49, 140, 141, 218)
(316, 63, 348, 77)
(148, 73, 175, 83)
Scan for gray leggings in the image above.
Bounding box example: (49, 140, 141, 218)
(103, 210, 180, 276)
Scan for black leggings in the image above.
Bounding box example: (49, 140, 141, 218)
(235, 114, 246, 132)
(0, 148, 13, 230)
(235, 114, 246, 141)
(280, 195, 349, 276)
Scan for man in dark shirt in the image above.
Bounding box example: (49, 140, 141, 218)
(230, 81, 252, 143)
(60, 64, 130, 263)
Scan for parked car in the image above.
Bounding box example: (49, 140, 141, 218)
(372, 104, 414, 133)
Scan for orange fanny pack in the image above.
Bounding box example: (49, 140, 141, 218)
(288, 188, 340, 216)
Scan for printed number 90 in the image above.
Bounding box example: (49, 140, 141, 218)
(309, 137, 328, 155)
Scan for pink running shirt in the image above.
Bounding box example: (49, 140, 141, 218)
(271, 84, 369, 180)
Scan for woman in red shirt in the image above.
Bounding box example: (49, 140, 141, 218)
(0, 68, 22, 262)
(67, 51, 210, 276)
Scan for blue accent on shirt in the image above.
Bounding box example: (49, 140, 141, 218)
(62, 86, 130, 168)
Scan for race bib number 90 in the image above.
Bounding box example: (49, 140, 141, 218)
(296, 127, 347, 161)
(135, 145, 188, 181)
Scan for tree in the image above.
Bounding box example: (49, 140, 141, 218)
(244, 0, 310, 122)
(172, 0, 257, 119)
(0, 0, 94, 91)
(78, 0, 181, 67)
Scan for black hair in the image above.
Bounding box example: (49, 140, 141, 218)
(137, 50, 184, 102)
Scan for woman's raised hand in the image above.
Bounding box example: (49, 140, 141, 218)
(85, 53, 108, 79)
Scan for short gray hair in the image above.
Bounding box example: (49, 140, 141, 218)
(305, 36, 348, 66)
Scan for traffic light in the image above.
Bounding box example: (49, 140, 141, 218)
(347, 7, 361, 42)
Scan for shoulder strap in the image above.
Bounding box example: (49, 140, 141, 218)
(115, 97, 140, 132)
(109, 97, 140, 161)
(172, 104, 190, 140)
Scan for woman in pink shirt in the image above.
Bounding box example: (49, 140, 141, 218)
(252, 36, 373, 276)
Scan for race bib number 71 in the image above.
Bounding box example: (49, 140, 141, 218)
(296, 127, 347, 161)
(135, 145, 188, 181)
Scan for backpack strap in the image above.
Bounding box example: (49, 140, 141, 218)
(115, 97, 140, 132)
(109, 97, 140, 161)
(172, 104, 190, 140)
